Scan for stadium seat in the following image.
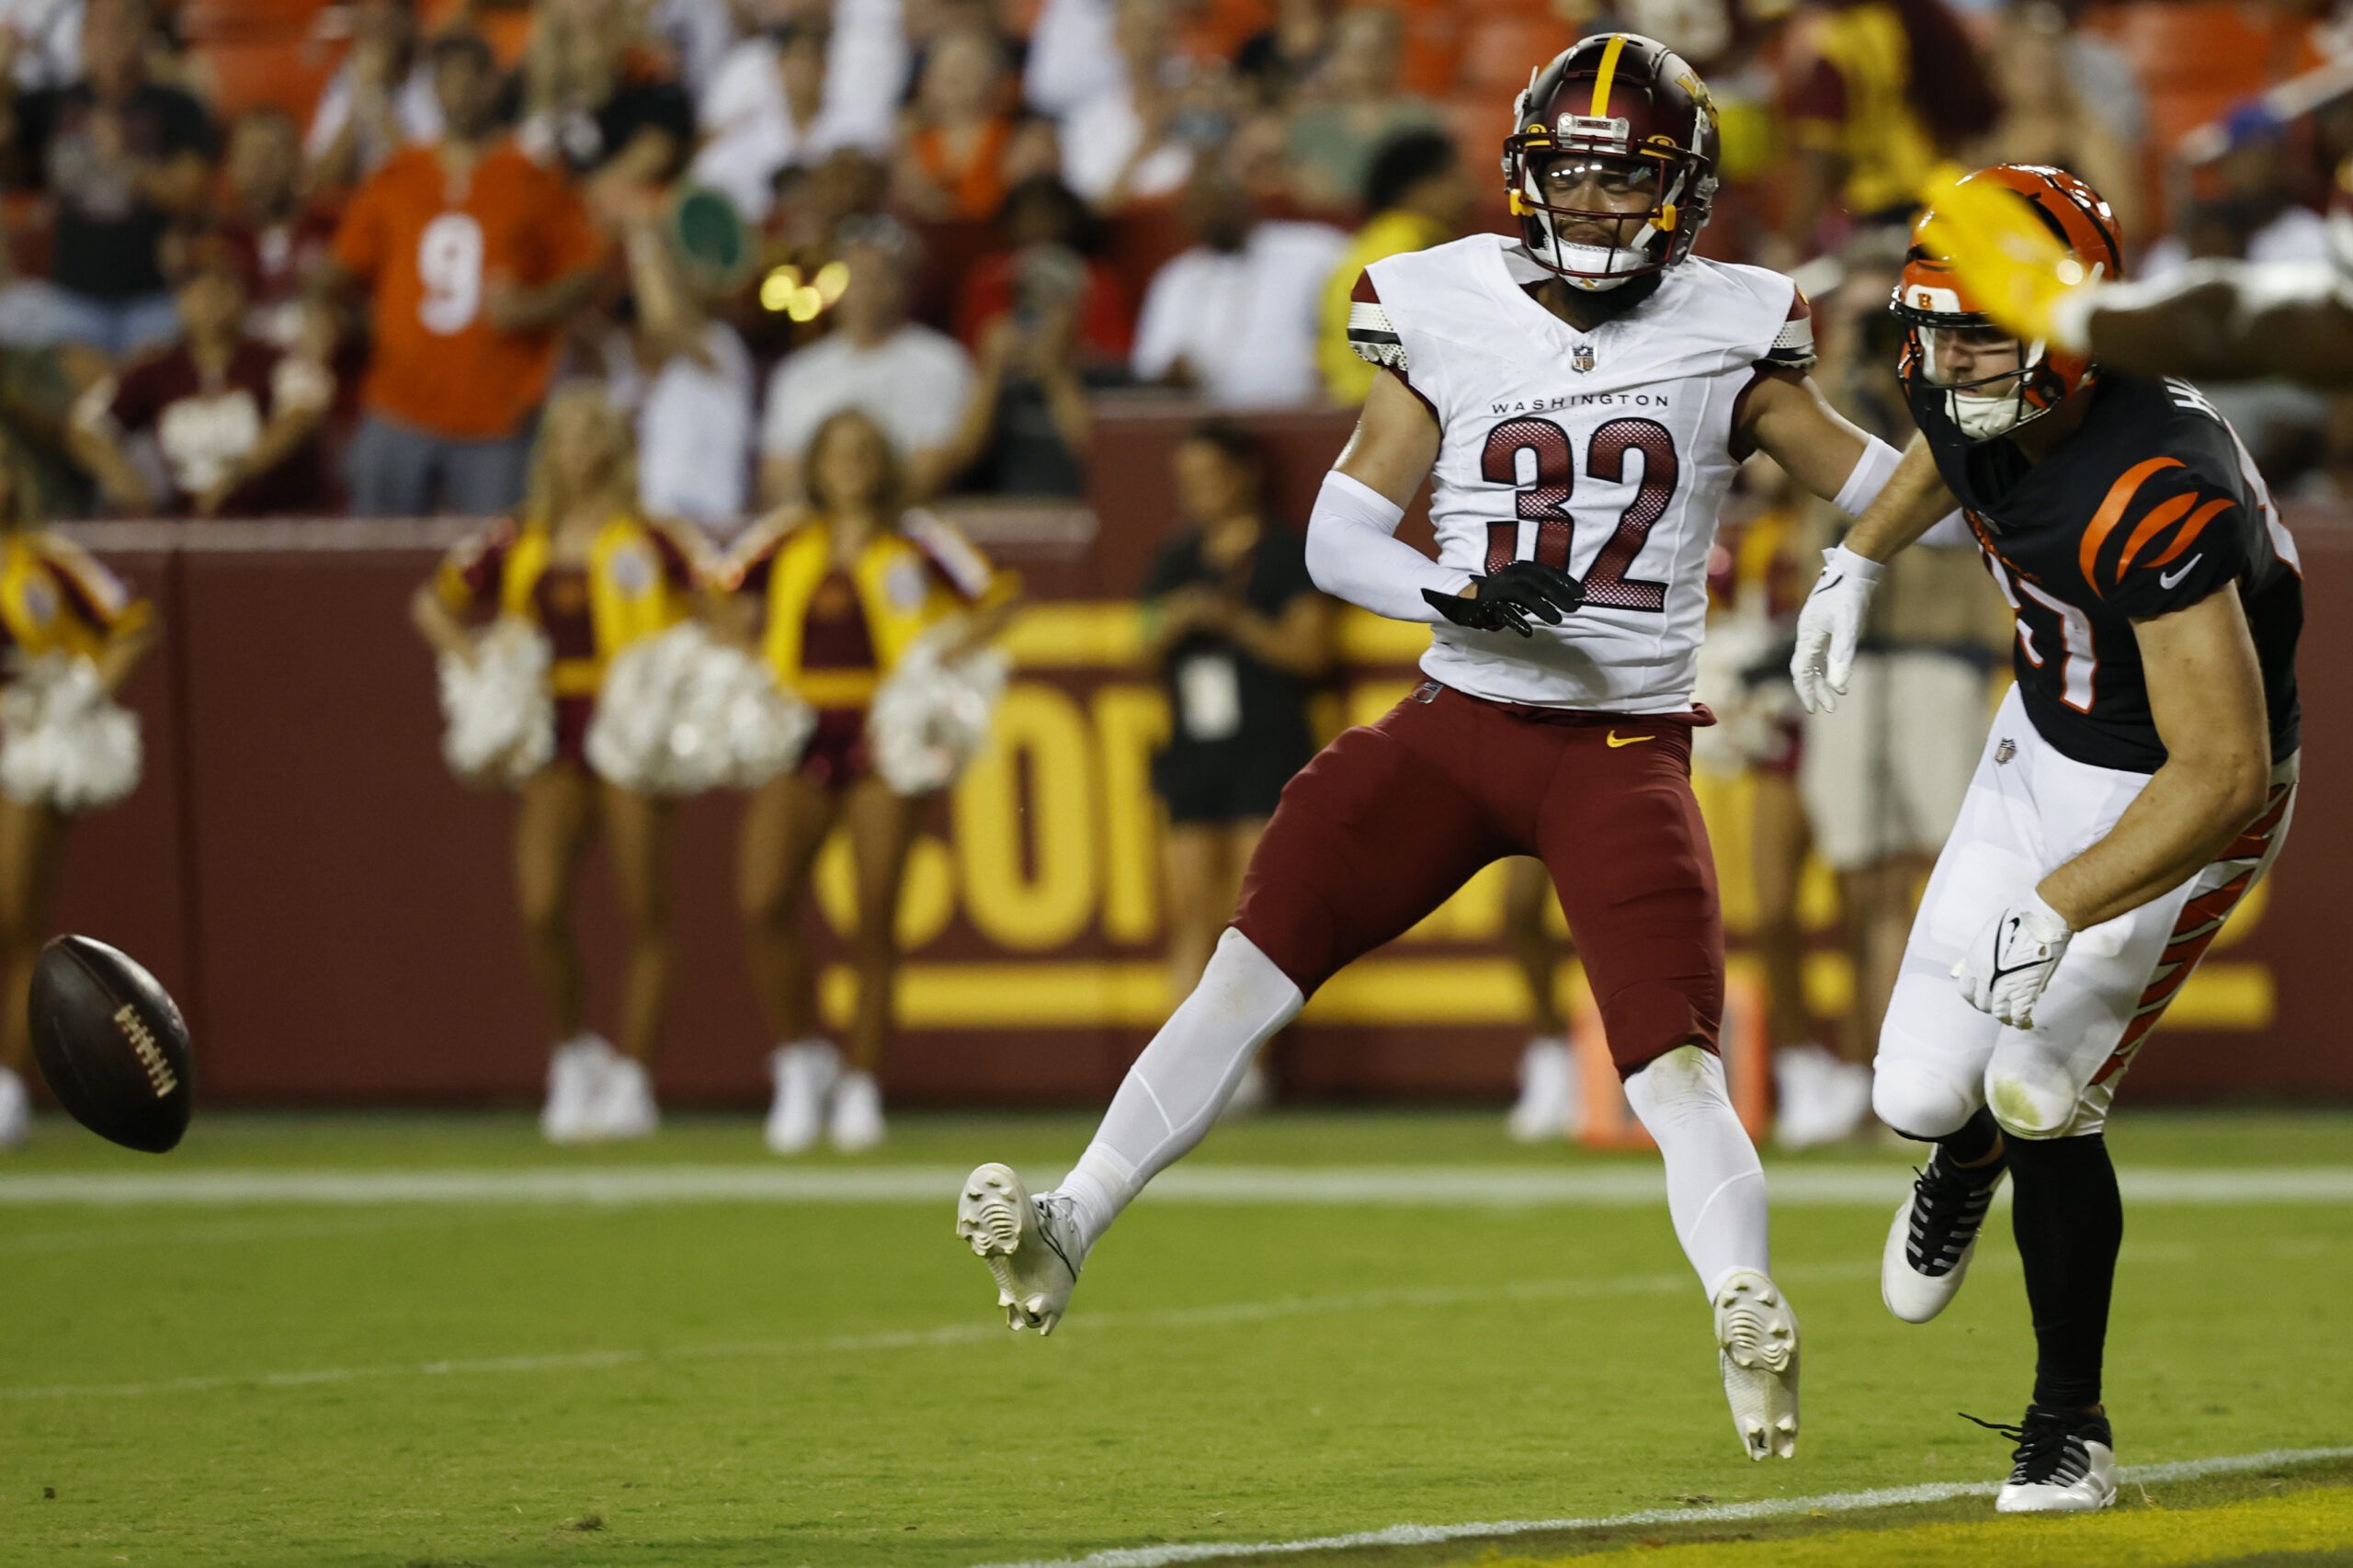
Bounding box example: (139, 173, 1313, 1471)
(1441, 95, 1506, 171)
(2086, 1, 2322, 150)
(191, 38, 343, 122)
(1398, 9, 1461, 98)
(177, 0, 331, 43)
(1461, 15, 1557, 97)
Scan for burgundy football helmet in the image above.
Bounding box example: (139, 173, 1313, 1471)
(1503, 33, 1721, 290)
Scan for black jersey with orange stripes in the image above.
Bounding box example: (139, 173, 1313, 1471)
(1909, 369, 2302, 773)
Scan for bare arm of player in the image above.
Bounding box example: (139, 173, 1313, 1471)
(2071, 267, 2353, 390)
(1332, 367, 1442, 510)
(1735, 369, 1870, 503)
(2037, 590, 2273, 930)
(1302, 368, 1466, 623)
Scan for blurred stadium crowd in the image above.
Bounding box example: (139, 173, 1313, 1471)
(4, 0, 2349, 526)
(0, 0, 2347, 1150)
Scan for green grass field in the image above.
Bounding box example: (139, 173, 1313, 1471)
(4, 1109, 2350, 1567)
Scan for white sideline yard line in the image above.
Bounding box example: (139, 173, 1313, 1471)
(0, 1264, 1745, 1403)
(0, 1242, 2225, 1404)
(967, 1446, 2353, 1568)
(5, 1163, 2353, 1208)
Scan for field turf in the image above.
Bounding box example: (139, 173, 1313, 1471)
(3, 1109, 2349, 1567)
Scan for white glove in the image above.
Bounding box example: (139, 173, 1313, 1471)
(1952, 892, 2075, 1028)
(1790, 545, 1882, 713)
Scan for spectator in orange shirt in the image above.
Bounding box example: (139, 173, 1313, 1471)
(326, 30, 608, 517)
(893, 26, 1053, 222)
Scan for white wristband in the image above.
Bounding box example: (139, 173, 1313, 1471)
(1830, 435, 1903, 517)
(1822, 542, 1884, 586)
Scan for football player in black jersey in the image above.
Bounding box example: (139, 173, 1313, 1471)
(1918, 156, 2353, 389)
(1790, 165, 2304, 1514)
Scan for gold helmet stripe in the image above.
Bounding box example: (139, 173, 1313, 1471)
(1588, 34, 1629, 119)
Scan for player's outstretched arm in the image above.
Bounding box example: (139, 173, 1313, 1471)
(2069, 266, 2353, 389)
(1920, 168, 2353, 388)
(2036, 590, 2274, 931)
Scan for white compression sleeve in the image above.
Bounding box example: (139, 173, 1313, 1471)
(1830, 434, 1904, 517)
(1623, 1045, 1771, 1300)
(1056, 929, 1305, 1258)
(1303, 470, 1472, 625)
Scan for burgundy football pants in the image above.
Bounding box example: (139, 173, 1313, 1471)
(1232, 680, 1724, 1074)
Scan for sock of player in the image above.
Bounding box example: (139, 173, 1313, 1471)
(1056, 928, 1304, 1259)
(1622, 1044, 1771, 1300)
(2006, 1131, 2122, 1410)
(1937, 1106, 2007, 1176)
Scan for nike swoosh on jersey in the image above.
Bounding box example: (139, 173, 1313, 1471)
(1606, 731, 1654, 747)
(2159, 554, 2204, 589)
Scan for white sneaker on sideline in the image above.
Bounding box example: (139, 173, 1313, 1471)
(956, 1162, 1084, 1334)
(829, 1070, 885, 1152)
(1774, 1045, 1871, 1150)
(1219, 1059, 1274, 1119)
(1714, 1268, 1800, 1460)
(1507, 1037, 1578, 1142)
(765, 1040, 839, 1155)
(0, 1065, 28, 1149)
(593, 1055, 659, 1141)
(540, 1035, 614, 1144)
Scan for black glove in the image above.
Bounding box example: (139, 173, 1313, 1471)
(1421, 562, 1584, 637)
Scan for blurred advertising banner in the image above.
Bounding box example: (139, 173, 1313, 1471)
(49, 457, 2353, 1108)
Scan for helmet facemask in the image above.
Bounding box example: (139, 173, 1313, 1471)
(1505, 113, 1713, 290)
(1915, 322, 2060, 440)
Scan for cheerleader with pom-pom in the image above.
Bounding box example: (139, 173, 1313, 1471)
(723, 410, 1018, 1153)
(410, 384, 708, 1144)
(0, 439, 155, 1149)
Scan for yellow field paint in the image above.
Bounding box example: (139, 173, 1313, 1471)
(1474, 1483, 2353, 1568)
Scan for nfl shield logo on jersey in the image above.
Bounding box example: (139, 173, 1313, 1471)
(1995, 738, 2017, 765)
(1572, 342, 1597, 373)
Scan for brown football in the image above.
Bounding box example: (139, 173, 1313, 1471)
(29, 935, 192, 1153)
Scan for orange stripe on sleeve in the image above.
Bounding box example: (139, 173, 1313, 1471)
(2078, 456, 2183, 597)
(2145, 496, 2235, 570)
(2113, 492, 2194, 578)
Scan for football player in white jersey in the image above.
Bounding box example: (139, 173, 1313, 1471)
(957, 33, 1913, 1462)
(1919, 156, 2353, 389)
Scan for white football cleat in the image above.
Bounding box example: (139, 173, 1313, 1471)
(828, 1071, 885, 1153)
(540, 1035, 614, 1144)
(1507, 1037, 1580, 1142)
(1977, 1407, 2118, 1514)
(1713, 1269, 1800, 1460)
(1882, 1153, 2004, 1324)
(765, 1040, 839, 1155)
(593, 1055, 660, 1141)
(956, 1162, 1082, 1335)
(0, 1065, 28, 1149)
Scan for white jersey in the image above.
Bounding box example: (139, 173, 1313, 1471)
(1350, 234, 1811, 713)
